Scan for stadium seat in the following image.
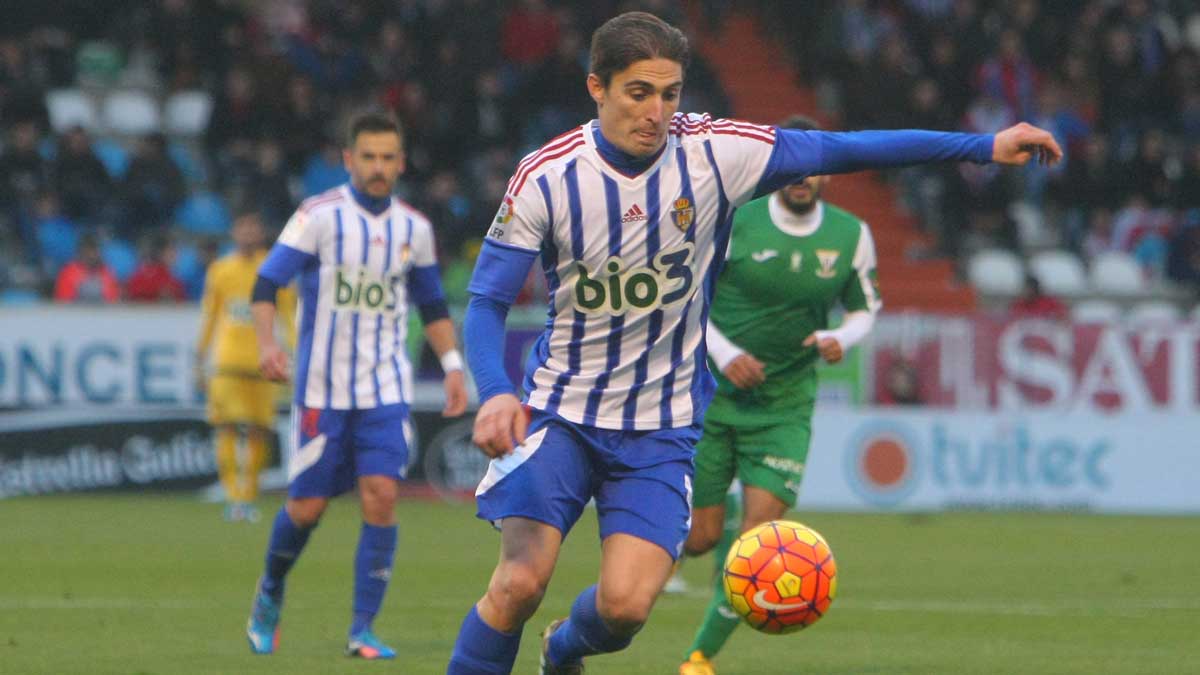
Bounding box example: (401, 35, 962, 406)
(1029, 249, 1087, 296)
(168, 141, 208, 186)
(163, 90, 214, 137)
(92, 137, 130, 179)
(1090, 251, 1145, 296)
(176, 192, 231, 235)
(1126, 301, 1181, 326)
(0, 288, 39, 305)
(46, 89, 100, 133)
(37, 218, 79, 272)
(102, 90, 162, 136)
(967, 248, 1024, 296)
(100, 237, 138, 282)
(1070, 299, 1122, 324)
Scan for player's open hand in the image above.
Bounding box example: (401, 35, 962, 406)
(259, 343, 290, 382)
(992, 122, 1063, 167)
(442, 370, 468, 418)
(722, 353, 766, 389)
(804, 333, 844, 364)
(472, 393, 527, 458)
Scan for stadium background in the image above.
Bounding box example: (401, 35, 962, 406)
(2, 1, 1199, 673)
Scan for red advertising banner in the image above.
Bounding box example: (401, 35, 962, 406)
(870, 316, 1199, 412)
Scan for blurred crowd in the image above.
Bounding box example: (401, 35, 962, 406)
(4, 0, 1200, 307)
(765, 0, 1200, 289)
(0, 0, 728, 304)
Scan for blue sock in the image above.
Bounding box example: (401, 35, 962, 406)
(260, 507, 313, 599)
(446, 605, 522, 675)
(350, 522, 398, 636)
(547, 585, 633, 666)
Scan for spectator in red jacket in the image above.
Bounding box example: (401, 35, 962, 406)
(126, 233, 186, 302)
(54, 233, 120, 303)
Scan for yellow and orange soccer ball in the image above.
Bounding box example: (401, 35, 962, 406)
(722, 520, 837, 634)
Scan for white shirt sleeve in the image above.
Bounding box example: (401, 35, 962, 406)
(706, 320, 746, 371)
(814, 310, 875, 350)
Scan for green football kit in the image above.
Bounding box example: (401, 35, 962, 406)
(694, 194, 882, 508)
(683, 192, 882, 666)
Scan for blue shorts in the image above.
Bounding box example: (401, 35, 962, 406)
(287, 403, 412, 499)
(475, 409, 700, 560)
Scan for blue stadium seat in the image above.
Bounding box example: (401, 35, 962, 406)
(168, 141, 208, 186)
(176, 192, 231, 235)
(101, 237, 138, 281)
(37, 217, 79, 272)
(171, 241, 206, 299)
(92, 138, 130, 179)
(0, 288, 40, 305)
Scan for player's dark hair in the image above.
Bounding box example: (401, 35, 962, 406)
(778, 114, 821, 131)
(589, 12, 690, 87)
(346, 109, 404, 148)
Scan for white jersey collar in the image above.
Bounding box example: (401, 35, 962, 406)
(767, 193, 823, 237)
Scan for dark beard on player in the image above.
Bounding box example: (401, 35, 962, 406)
(779, 189, 820, 215)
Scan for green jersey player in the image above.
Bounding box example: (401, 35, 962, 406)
(679, 116, 882, 675)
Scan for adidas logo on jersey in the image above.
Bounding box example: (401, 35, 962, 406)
(620, 204, 648, 223)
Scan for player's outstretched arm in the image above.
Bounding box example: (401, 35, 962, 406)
(756, 123, 1063, 196)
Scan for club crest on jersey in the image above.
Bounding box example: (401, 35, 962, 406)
(399, 243, 412, 265)
(815, 249, 840, 278)
(670, 197, 694, 231)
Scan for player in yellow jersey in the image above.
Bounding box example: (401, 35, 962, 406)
(195, 210, 296, 522)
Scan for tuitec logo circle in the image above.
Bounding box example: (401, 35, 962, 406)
(844, 421, 921, 507)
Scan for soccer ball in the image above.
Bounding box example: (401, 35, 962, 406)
(722, 520, 837, 634)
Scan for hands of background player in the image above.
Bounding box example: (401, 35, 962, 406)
(472, 393, 527, 457)
(992, 122, 1063, 167)
(722, 353, 766, 389)
(258, 342, 290, 382)
(442, 370, 468, 418)
(803, 333, 844, 364)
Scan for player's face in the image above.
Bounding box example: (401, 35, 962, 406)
(231, 214, 265, 251)
(778, 174, 829, 214)
(344, 131, 405, 198)
(588, 58, 683, 158)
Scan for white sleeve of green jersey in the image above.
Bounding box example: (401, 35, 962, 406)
(842, 222, 883, 314)
(816, 222, 882, 350)
(705, 320, 745, 371)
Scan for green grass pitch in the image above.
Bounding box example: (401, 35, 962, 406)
(2, 494, 1198, 674)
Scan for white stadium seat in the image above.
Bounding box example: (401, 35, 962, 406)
(967, 248, 1024, 296)
(1090, 251, 1144, 296)
(163, 90, 213, 137)
(102, 90, 161, 136)
(1029, 249, 1087, 296)
(46, 89, 99, 133)
(1126, 301, 1181, 326)
(1071, 299, 1122, 324)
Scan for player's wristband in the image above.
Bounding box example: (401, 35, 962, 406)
(439, 349, 464, 373)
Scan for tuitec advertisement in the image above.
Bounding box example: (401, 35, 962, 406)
(800, 407, 1200, 514)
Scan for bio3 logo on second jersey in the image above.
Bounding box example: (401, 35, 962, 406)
(572, 243, 695, 315)
(334, 268, 403, 313)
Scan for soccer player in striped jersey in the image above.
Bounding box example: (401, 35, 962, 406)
(244, 111, 468, 660)
(678, 115, 881, 675)
(447, 12, 1061, 675)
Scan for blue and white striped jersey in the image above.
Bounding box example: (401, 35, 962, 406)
(258, 185, 445, 410)
(471, 113, 779, 430)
